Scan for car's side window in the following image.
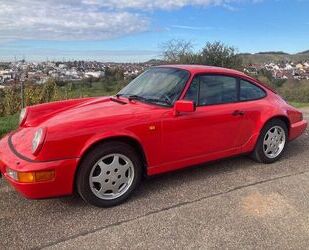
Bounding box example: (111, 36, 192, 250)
(184, 75, 238, 106)
(199, 75, 237, 106)
(240, 80, 266, 101)
(184, 75, 266, 106)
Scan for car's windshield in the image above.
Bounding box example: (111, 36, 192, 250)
(117, 67, 190, 106)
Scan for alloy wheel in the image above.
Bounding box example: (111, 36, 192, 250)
(89, 153, 135, 200)
(263, 126, 286, 159)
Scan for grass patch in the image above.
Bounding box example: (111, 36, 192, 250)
(290, 102, 309, 108)
(57, 81, 121, 99)
(0, 113, 19, 138)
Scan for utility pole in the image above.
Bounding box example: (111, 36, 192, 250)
(20, 79, 25, 109)
(19, 63, 28, 109)
(14, 68, 24, 109)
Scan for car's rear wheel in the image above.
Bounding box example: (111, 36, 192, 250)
(76, 142, 142, 207)
(251, 119, 288, 164)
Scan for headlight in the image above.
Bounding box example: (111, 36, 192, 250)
(19, 108, 28, 126)
(32, 128, 46, 155)
(6, 167, 18, 181)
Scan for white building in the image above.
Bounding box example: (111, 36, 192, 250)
(85, 71, 105, 78)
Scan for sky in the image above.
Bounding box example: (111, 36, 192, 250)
(0, 0, 308, 62)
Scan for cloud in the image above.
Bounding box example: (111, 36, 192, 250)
(0, 47, 160, 62)
(0, 0, 148, 41)
(86, 0, 261, 10)
(0, 0, 261, 42)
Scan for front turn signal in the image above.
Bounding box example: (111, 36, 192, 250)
(7, 168, 55, 183)
(18, 172, 35, 183)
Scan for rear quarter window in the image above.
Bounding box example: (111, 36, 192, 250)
(240, 80, 266, 101)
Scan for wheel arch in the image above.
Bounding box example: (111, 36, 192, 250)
(80, 135, 148, 169)
(247, 115, 291, 154)
(250, 115, 290, 163)
(262, 115, 291, 135)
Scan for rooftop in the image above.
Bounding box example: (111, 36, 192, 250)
(157, 64, 247, 77)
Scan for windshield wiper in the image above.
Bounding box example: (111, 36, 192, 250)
(118, 94, 171, 106)
(115, 93, 125, 98)
(115, 94, 145, 102)
(143, 97, 171, 106)
(131, 95, 171, 106)
(127, 95, 146, 102)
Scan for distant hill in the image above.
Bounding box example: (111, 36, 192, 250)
(240, 51, 309, 64)
(256, 51, 290, 55)
(298, 50, 309, 55)
(145, 59, 165, 65)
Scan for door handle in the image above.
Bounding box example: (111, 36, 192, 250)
(232, 110, 245, 116)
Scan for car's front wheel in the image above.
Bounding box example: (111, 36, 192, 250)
(251, 119, 288, 164)
(76, 142, 142, 207)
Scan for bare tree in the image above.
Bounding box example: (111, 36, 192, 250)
(161, 39, 196, 64)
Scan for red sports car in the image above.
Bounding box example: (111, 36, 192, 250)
(0, 65, 307, 207)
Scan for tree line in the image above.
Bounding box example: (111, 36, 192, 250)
(161, 39, 243, 70)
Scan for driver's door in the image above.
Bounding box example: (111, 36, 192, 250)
(160, 74, 245, 168)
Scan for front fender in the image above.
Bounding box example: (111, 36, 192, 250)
(80, 129, 146, 157)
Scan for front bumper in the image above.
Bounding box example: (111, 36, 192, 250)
(0, 134, 79, 199)
(289, 119, 308, 141)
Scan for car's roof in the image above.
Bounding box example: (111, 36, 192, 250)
(157, 64, 247, 77)
(156, 64, 276, 93)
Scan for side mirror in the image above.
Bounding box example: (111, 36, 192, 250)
(173, 100, 195, 116)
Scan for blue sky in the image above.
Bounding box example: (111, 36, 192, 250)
(0, 0, 308, 62)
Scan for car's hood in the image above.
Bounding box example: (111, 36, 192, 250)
(24, 96, 160, 128)
(10, 96, 165, 161)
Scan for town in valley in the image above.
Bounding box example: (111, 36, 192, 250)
(0, 57, 309, 88)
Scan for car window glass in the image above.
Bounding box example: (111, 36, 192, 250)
(184, 77, 199, 104)
(240, 80, 266, 101)
(118, 67, 190, 105)
(199, 75, 237, 105)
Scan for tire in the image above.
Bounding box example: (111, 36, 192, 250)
(251, 119, 288, 164)
(76, 142, 142, 207)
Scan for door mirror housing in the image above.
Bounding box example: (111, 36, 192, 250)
(173, 100, 195, 116)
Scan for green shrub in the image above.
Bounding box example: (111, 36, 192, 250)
(0, 113, 19, 138)
(3, 87, 20, 115)
(279, 83, 309, 103)
(24, 85, 41, 106)
(40, 78, 59, 103)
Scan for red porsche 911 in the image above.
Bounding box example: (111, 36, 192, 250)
(0, 65, 307, 207)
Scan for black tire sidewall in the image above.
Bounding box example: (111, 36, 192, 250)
(76, 142, 142, 207)
(253, 119, 288, 164)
